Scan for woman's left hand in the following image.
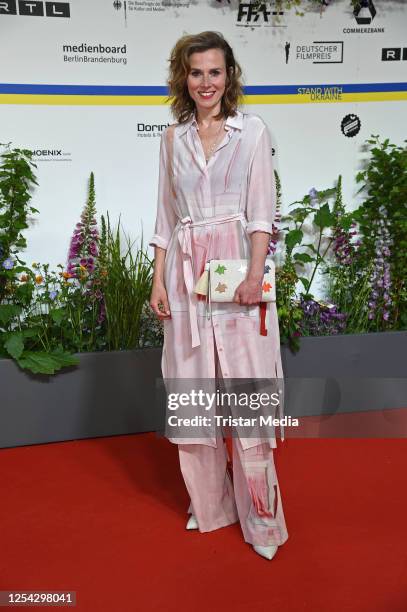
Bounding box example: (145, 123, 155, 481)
(233, 278, 263, 305)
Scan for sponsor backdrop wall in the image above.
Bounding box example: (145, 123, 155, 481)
(0, 0, 406, 278)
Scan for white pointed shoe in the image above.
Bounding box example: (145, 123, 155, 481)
(186, 514, 199, 530)
(253, 544, 278, 560)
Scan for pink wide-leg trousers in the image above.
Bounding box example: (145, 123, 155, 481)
(177, 345, 289, 548)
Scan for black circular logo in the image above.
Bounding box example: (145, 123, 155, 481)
(341, 114, 361, 138)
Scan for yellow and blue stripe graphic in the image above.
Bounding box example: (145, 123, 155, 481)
(0, 82, 406, 105)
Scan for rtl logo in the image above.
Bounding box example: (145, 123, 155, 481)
(0, 1, 70, 17)
(382, 48, 407, 61)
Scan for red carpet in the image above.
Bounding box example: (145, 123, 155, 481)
(0, 434, 406, 611)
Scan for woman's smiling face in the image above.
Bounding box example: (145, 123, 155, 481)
(186, 48, 227, 114)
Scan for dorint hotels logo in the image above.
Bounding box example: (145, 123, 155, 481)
(0, 1, 70, 17)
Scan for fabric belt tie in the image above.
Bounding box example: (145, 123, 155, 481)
(177, 211, 247, 348)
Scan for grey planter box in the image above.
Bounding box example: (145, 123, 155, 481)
(281, 330, 407, 420)
(0, 347, 164, 450)
(0, 331, 406, 449)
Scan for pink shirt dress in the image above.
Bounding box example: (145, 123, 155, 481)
(149, 109, 285, 450)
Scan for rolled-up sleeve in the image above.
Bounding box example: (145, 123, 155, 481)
(148, 127, 178, 250)
(246, 122, 276, 236)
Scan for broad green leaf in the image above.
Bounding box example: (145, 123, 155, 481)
(285, 228, 303, 250)
(294, 252, 314, 263)
(22, 327, 42, 338)
(16, 350, 80, 375)
(299, 277, 310, 291)
(302, 243, 318, 254)
(50, 308, 66, 325)
(4, 332, 24, 359)
(314, 203, 335, 228)
(0, 304, 22, 325)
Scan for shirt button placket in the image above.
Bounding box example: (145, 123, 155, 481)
(214, 321, 228, 378)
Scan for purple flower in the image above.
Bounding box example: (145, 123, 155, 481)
(2, 258, 14, 270)
(66, 177, 100, 285)
(49, 290, 58, 300)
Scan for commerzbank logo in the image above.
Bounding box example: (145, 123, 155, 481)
(0, 1, 70, 17)
(353, 0, 376, 25)
(344, 0, 382, 35)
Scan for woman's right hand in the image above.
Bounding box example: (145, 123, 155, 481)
(149, 281, 171, 320)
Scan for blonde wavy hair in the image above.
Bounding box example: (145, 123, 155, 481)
(165, 31, 245, 124)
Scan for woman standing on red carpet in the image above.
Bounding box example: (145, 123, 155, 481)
(149, 31, 289, 561)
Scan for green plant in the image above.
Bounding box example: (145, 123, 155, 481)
(281, 184, 338, 298)
(276, 181, 342, 349)
(322, 174, 372, 333)
(276, 253, 303, 350)
(0, 159, 157, 374)
(0, 144, 80, 374)
(0, 144, 38, 302)
(272, 173, 302, 350)
(98, 212, 154, 351)
(139, 300, 164, 348)
(236, 0, 361, 19)
(353, 135, 407, 330)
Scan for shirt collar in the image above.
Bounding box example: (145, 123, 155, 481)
(177, 108, 243, 136)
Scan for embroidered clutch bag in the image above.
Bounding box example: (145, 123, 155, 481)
(193, 258, 276, 302)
